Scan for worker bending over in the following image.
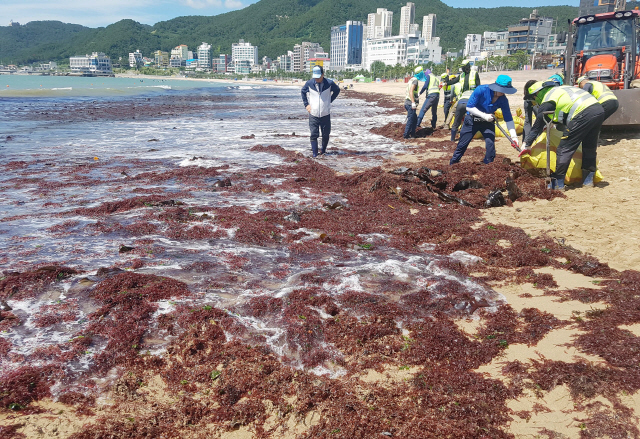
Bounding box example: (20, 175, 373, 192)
(576, 76, 619, 123)
(522, 81, 604, 190)
(523, 73, 563, 142)
(416, 69, 440, 129)
(403, 66, 426, 139)
(450, 75, 518, 165)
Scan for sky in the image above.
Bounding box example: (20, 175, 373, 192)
(1, 0, 578, 28)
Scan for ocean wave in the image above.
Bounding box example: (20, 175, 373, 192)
(51, 87, 72, 90)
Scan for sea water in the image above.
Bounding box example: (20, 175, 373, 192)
(0, 75, 502, 383)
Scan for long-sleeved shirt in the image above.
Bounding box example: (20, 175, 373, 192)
(466, 84, 514, 123)
(523, 102, 556, 146)
(301, 78, 340, 118)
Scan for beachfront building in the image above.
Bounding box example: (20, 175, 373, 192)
(422, 14, 436, 41)
(507, 10, 553, 55)
(362, 36, 407, 70)
(546, 33, 567, 56)
(154, 50, 169, 68)
(277, 54, 293, 72)
(129, 50, 143, 68)
(330, 21, 364, 71)
(197, 42, 212, 69)
(170, 45, 189, 67)
(212, 54, 228, 73)
(292, 42, 323, 73)
(367, 8, 393, 40)
(69, 52, 113, 76)
(406, 38, 442, 65)
(464, 34, 482, 57)
(305, 52, 330, 72)
(232, 39, 258, 68)
(579, 0, 618, 15)
(399, 2, 416, 36)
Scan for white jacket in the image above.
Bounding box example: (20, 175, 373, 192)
(301, 78, 340, 118)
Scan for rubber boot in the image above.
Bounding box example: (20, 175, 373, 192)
(547, 178, 565, 191)
(310, 140, 318, 158)
(582, 169, 595, 187)
(320, 138, 328, 155)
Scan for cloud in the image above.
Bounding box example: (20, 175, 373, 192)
(224, 0, 243, 9)
(180, 0, 222, 9)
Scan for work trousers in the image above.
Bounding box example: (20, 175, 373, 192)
(553, 104, 605, 180)
(417, 93, 439, 129)
(404, 101, 418, 138)
(309, 114, 331, 149)
(443, 94, 452, 120)
(522, 99, 533, 142)
(450, 99, 468, 142)
(601, 99, 619, 123)
(450, 114, 496, 165)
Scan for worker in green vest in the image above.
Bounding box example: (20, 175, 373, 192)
(444, 60, 480, 95)
(576, 76, 619, 123)
(404, 66, 425, 139)
(416, 69, 441, 129)
(522, 81, 605, 190)
(440, 72, 456, 122)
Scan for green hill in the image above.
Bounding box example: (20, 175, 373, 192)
(0, 0, 579, 65)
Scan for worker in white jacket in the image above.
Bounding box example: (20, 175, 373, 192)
(301, 66, 341, 157)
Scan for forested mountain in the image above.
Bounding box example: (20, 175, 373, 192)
(0, 0, 580, 65)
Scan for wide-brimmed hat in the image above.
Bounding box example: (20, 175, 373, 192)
(488, 75, 516, 94)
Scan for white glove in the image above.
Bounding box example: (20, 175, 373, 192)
(509, 129, 519, 146)
(411, 103, 417, 109)
(467, 106, 493, 122)
(483, 113, 495, 122)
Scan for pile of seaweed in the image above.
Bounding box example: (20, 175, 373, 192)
(371, 121, 450, 141)
(1, 141, 639, 437)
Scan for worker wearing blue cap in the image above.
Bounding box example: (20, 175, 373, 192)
(301, 65, 341, 157)
(450, 75, 519, 165)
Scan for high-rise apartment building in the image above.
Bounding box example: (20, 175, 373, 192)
(197, 42, 212, 68)
(399, 2, 416, 36)
(231, 39, 258, 66)
(366, 8, 393, 39)
(422, 14, 436, 41)
(330, 21, 364, 71)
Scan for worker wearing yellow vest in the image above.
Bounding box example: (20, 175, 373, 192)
(522, 81, 605, 190)
(444, 60, 480, 95)
(576, 76, 619, 123)
(404, 66, 426, 139)
(448, 82, 474, 142)
(441, 72, 456, 122)
(523, 73, 564, 142)
(416, 69, 440, 129)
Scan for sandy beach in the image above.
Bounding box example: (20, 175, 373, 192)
(2, 70, 640, 439)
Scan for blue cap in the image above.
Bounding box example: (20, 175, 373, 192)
(488, 74, 517, 94)
(312, 66, 323, 78)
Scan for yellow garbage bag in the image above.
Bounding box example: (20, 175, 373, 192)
(473, 113, 524, 139)
(519, 127, 604, 184)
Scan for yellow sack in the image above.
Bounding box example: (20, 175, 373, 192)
(519, 127, 604, 184)
(473, 114, 524, 139)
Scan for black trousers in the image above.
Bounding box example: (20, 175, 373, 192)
(417, 93, 439, 128)
(309, 114, 331, 148)
(522, 99, 533, 142)
(601, 99, 619, 123)
(443, 94, 452, 119)
(554, 104, 605, 180)
(450, 99, 468, 141)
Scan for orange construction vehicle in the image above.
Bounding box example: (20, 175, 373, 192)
(564, 8, 640, 126)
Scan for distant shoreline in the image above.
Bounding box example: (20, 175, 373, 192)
(115, 72, 304, 88)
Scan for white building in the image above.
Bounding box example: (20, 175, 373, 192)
(464, 34, 482, 57)
(232, 39, 258, 67)
(399, 2, 415, 36)
(278, 53, 293, 72)
(406, 39, 442, 65)
(422, 14, 436, 41)
(129, 50, 143, 68)
(330, 20, 364, 71)
(70, 52, 112, 76)
(197, 42, 212, 69)
(170, 45, 189, 67)
(363, 36, 407, 70)
(366, 8, 393, 40)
